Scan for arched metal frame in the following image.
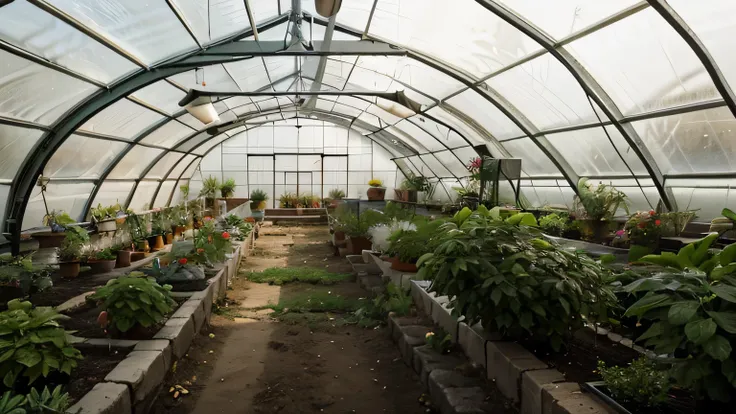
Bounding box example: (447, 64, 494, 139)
(5, 0, 736, 253)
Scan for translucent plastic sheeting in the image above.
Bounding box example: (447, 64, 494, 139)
(667, 178, 736, 221)
(368, 0, 542, 78)
(412, 115, 471, 150)
(140, 120, 196, 148)
(181, 158, 201, 180)
(169, 65, 241, 92)
(356, 56, 465, 101)
(79, 99, 165, 139)
(90, 181, 135, 212)
(434, 150, 472, 178)
(445, 90, 524, 141)
(301, 0, 371, 33)
(669, 0, 736, 92)
(501, 138, 560, 177)
(452, 147, 479, 172)
(194, 134, 235, 156)
(392, 120, 445, 152)
(0, 185, 8, 242)
(0, 1, 139, 84)
(0, 125, 44, 183)
(108, 146, 164, 179)
(176, 113, 207, 130)
(154, 180, 176, 208)
(44, 134, 126, 179)
(545, 125, 648, 176)
(170, 179, 189, 205)
(224, 58, 274, 92)
(0, 50, 99, 125)
(565, 8, 718, 115)
(630, 106, 736, 175)
(146, 152, 185, 180)
(23, 182, 94, 229)
(420, 154, 453, 178)
(167, 154, 198, 179)
(497, 0, 639, 40)
(131, 81, 187, 115)
(46, 0, 197, 65)
(425, 106, 485, 146)
(264, 57, 298, 86)
(486, 54, 599, 130)
(127, 181, 158, 212)
(520, 180, 576, 209)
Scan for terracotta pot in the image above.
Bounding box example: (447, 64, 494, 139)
(149, 235, 165, 251)
(334, 230, 346, 241)
(165, 233, 173, 244)
(366, 187, 386, 201)
(390, 257, 418, 273)
(394, 189, 418, 203)
(346, 236, 372, 255)
(130, 251, 146, 262)
(136, 240, 150, 253)
(32, 232, 66, 248)
(58, 262, 81, 278)
(88, 259, 117, 274)
(116, 250, 132, 268)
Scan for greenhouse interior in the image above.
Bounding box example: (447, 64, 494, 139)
(1, 0, 736, 413)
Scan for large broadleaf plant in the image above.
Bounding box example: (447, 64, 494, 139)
(622, 233, 736, 401)
(0, 300, 82, 389)
(417, 208, 616, 351)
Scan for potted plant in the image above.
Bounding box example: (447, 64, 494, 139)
(573, 177, 629, 242)
(57, 226, 89, 278)
(148, 211, 166, 251)
(32, 210, 76, 248)
(115, 243, 133, 268)
(199, 175, 220, 211)
(386, 220, 443, 273)
(87, 248, 117, 274)
(538, 212, 569, 237)
(624, 210, 663, 261)
(366, 178, 386, 201)
(220, 178, 236, 198)
(90, 203, 122, 232)
(279, 192, 296, 208)
(326, 188, 346, 209)
(336, 209, 386, 254)
(0, 254, 52, 302)
(250, 189, 268, 219)
(395, 172, 430, 202)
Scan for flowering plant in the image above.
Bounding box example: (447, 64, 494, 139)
(625, 210, 662, 246)
(368, 178, 383, 187)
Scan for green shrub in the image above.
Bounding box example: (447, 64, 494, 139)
(539, 213, 568, 236)
(386, 220, 445, 263)
(573, 177, 629, 221)
(0, 385, 70, 414)
(93, 249, 116, 261)
(88, 274, 176, 333)
(193, 219, 232, 266)
(334, 208, 387, 237)
(0, 300, 83, 388)
(199, 175, 220, 200)
(220, 178, 236, 198)
(58, 226, 89, 262)
(0, 254, 52, 297)
(597, 359, 670, 407)
(418, 209, 616, 351)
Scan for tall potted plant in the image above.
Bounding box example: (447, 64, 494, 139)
(395, 172, 430, 202)
(57, 226, 89, 278)
(625, 210, 663, 262)
(220, 178, 236, 198)
(366, 178, 385, 201)
(573, 177, 629, 242)
(326, 188, 345, 209)
(199, 175, 220, 211)
(33, 211, 76, 248)
(250, 189, 268, 220)
(336, 209, 385, 254)
(90, 203, 122, 232)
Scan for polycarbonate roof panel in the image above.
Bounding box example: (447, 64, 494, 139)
(630, 107, 736, 175)
(169, 64, 241, 92)
(565, 8, 718, 115)
(368, 0, 543, 77)
(131, 81, 187, 115)
(45, 0, 198, 65)
(0, 1, 139, 84)
(0, 125, 44, 182)
(225, 58, 273, 92)
(79, 99, 165, 139)
(301, 0, 371, 32)
(45, 134, 126, 179)
(0, 50, 99, 125)
(501, 138, 560, 176)
(140, 120, 196, 148)
(497, 0, 639, 40)
(146, 152, 185, 179)
(169, 154, 198, 179)
(108, 145, 164, 179)
(669, 0, 736, 92)
(445, 90, 523, 140)
(127, 181, 158, 212)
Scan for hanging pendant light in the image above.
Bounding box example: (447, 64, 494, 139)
(315, 0, 342, 17)
(185, 96, 220, 125)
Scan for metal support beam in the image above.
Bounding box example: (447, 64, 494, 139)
(646, 0, 736, 120)
(475, 0, 675, 211)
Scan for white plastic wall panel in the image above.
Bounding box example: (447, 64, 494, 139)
(630, 107, 736, 175)
(168, 154, 198, 179)
(369, 0, 542, 78)
(46, 0, 197, 65)
(0, 125, 44, 183)
(225, 58, 272, 92)
(108, 146, 164, 179)
(420, 154, 453, 178)
(0, 50, 99, 125)
(565, 8, 718, 115)
(0, 1, 139, 84)
(146, 153, 185, 179)
(45, 135, 126, 179)
(433, 150, 468, 177)
(79, 99, 165, 139)
(23, 182, 94, 229)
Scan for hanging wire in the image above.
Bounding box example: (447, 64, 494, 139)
(585, 94, 656, 210)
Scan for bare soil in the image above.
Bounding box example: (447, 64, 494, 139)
(67, 348, 128, 403)
(150, 224, 429, 414)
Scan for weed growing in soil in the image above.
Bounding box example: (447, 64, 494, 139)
(247, 267, 351, 285)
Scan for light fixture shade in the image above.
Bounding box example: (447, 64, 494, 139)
(315, 0, 342, 17)
(376, 99, 415, 119)
(185, 97, 220, 125)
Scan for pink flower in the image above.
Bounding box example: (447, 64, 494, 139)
(178, 258, 188, 265)
(222, 232, 230, 240)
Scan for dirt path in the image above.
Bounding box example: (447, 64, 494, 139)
(151, 224, 428, 414)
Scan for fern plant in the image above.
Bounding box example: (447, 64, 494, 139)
(0, 300, 83, 388)
(88, 274, 176, 333)
(219, 178, 236, 198)
(199, 176, 220, 200)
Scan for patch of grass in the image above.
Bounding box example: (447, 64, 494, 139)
(247, 267, 351, 285)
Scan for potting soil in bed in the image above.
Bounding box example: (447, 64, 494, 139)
(67, 348, 128, 404)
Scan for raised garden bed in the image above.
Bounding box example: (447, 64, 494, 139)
(67, 348, 129, 405)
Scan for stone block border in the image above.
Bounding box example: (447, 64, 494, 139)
(69, 235, 253, 414)
(407, 281, 615, 414)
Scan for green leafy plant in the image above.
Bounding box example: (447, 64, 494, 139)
(0, 391, 25, 414)
(93, 249, 116, 261)
(334, 208, 387, 238)
(418, 208, 617, 351)
(425, 328, 453, 354)
(88, 273, 176, 333)
(0, 300, 83, 388)
(573, 177, 629, 221)
(625, 210, 663, 246)
(179, 184, 190, 200)
(539, 213, 568, 236)
(57, 226, 89, 262)
(400, 172, 431, 192)
(279, 192, 297, 208)
(386, 220, 445, 263)
(219, 178, 236, 198)
(0, 254, 52, 297)
(597, 359, 670, 407)
(328, 188, 345, 200)
(90, 203, 121, 223)
(250, 189, 268, 211)
(353, 283, 413, 327)
(192, 218, 232, 266)
(41, 211, 75, 233)
(25, 385, 70, 414)
(504, 212, 538, 226)
(222, 214, 252, 241)
(199, 176, 220, 200)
